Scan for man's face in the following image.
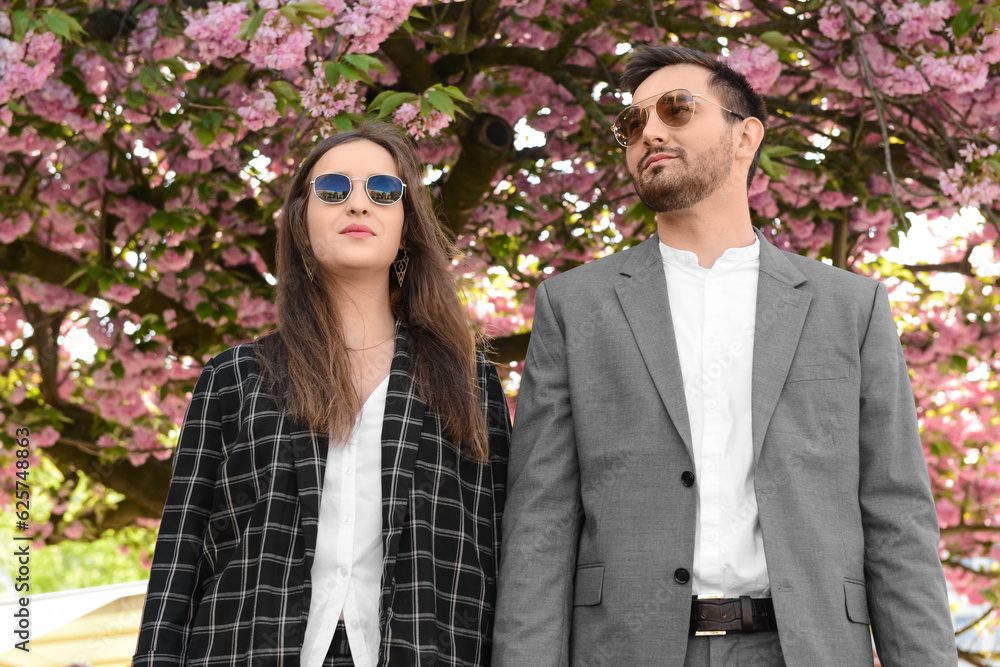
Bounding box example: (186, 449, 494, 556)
(625, 64, 736, 213)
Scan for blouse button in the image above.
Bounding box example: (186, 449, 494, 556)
(344, 517, 352, 525)
(345, 466, 353, 475)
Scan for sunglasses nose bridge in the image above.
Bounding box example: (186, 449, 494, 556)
(639, 101, 680, 146)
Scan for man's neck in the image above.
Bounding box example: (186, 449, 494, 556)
(655, 204, 756, 269)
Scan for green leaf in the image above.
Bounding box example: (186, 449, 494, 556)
(329, 61, 364, 84)
(332, 114, 354, 131)
(111, 361, 125, 379)
(220, 64, 250, 87)
(426, 89, 455, 117)
(759, 30, 789, 51)
(376, 91, 419, 117)
(195, 125, 216, 148)
(985, 157, 1000, 176)
(195, 301, 214, 321)
(278, 5, 304, 27)
(763, 146, 798, 158)
(13, 10, 32, 42)
(138, 66, 167, 92)
(148, 211, 172, 232)
(440, 85, 472, 103)
(288, 1, 332, 19)
(43, 11, 72, 40)
(951, 354, 968, 373)
(343, 54, 387, 75)
(63, 265, 91, 288)
(159, 110, 182, 129)
(158, 57, 189, 77)
(236, 9, 267, 40)
(6, 99, 29, 115)
(325, 62, 342, 86)
(950, 6, 977, 39)
(368, 90, 399, 111)
(758, 153, 788, 180)
(201, 111, 224, 131)
(269, 80, 299, 103)
(198, 182, 215, 203)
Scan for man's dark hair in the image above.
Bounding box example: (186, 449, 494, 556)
(621, 45, 768, 191)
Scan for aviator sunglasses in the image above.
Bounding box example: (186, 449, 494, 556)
(612, 88, 747, 147)
(310, 173, 407, 206)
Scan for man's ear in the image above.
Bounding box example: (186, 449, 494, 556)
(737, 117, 765, 159)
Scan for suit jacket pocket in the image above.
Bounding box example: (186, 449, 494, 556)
(785, 363, 850, 383)
(573, 564, 604, 607)
(844, 580, 870, 624)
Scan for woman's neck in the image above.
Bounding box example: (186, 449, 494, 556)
(328, 276, 396, 350)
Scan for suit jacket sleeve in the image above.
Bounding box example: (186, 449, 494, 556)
(133, 357, 228, 666)
(858, 283, 956, 664)
(493, 281, 582, 667)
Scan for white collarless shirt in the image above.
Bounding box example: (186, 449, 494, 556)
(659, 238, 769, 597)
(301, 375, 389, 667)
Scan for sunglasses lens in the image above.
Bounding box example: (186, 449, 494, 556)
(313, 173, 351, 203)
(656, 90, 694, 127)
(366, 174, 405, 205)
(614, 106, 646, 146)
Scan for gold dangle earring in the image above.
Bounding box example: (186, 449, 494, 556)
(392, 248, 409, 286)
(303, 259, 315, 282)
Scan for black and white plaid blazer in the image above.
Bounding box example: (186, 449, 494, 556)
(133, 326, 511, 666)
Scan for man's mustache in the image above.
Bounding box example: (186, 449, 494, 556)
(638, 147, 686, 173)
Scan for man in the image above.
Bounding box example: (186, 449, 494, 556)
(492, 46, 956, 666)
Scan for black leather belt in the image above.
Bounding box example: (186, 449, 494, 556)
(690, 596, 777, 636)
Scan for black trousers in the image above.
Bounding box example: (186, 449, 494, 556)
(321, 620, 354, 667)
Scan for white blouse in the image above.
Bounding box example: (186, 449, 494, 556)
(300, 375, 389, 667)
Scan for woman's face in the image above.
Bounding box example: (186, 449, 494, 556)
(305, 139, 405, 283)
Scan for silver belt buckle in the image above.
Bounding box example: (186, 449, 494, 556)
(694, 594, 726, 636)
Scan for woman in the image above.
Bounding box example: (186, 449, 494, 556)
(133, 122, 511, 667)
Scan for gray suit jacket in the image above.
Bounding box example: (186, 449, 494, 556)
(493, 230, 955, 666)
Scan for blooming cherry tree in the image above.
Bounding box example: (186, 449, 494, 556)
(0, 0, 998, 659)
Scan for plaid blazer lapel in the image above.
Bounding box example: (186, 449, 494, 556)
(292, 421, 327, 562)
(379, 324, 425, 627)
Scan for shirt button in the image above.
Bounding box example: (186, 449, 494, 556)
(673, 568, 690, 584)
(344, 517, 352, 525)
(345, 466, 353, 475)
(681, 471, 695, 487)
(339, 567, 348, 577)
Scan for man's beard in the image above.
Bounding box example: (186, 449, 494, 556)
(632, 134, 733, 212)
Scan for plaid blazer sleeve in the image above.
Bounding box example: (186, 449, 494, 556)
(133, 355, 232, 666)
(481, 353, 511, 577)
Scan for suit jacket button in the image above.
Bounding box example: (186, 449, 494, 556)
(681, 471, 695, 487)
(673, 568, 690, 584)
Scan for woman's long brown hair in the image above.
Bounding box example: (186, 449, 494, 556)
(254, 122, 488, 461)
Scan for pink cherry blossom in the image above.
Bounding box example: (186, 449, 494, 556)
(245, 11, 313, 71)
(182, 1, 249, 63)
(0, 212, 31, 243)
(0, 31, 61, 105)
(237, 84, 282, 131)
(726, 44, 781, 91)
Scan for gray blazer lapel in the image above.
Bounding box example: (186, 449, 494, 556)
(379, 325, 425, 624)
(751, 229, 812, 463)
(615, 234, 693, 455)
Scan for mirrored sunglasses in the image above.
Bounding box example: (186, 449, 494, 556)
(310, 173, 407, 206)
(612, 88, 747, 147)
